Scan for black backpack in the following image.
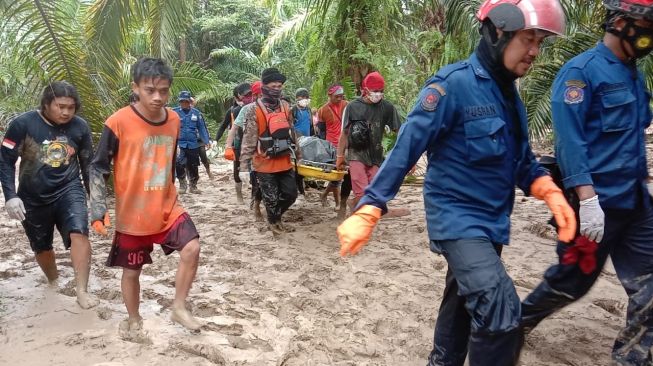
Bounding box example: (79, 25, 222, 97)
(348, 119, 370, 151)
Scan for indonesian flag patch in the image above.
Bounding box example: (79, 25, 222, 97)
(2, 138, 16, 149)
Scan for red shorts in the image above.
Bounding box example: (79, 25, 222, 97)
(106, 213, 199, 270)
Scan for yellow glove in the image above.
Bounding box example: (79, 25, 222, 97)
(337, 205, 382, 256)
(92, 213, 111, 236)
(531, 176, 577, 243)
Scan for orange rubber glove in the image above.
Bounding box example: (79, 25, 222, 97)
(531, 176, 577, 243)
(92, 213, 111, 236)
(337, 205, 382, 256)
(224, 147, 235, 161)
(336, 155, 346, 171)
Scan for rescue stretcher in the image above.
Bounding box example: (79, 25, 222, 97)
(295, 160, 347, 182)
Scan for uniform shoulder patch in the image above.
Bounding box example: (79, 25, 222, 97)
(421, 89, 440, 112)
(564, 83, 585, 105)
(421, 83, 446, 112)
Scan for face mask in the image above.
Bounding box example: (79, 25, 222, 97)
(621, 20, 653, 59)
(241, 95, 254, 105)
(262, 85, 282, 99)
(368, 92, 384, 104)
(236, 100, 244, 106)
(298, 99, 310, 108)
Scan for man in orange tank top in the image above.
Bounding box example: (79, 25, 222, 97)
(240, 68, 299, 235)
(89, 58, 202, 340)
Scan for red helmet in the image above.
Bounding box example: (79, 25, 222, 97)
(476, 0, 566, 36)
(603, 0, 653, 20)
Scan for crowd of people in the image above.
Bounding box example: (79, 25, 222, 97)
(1, 0, 653, 365)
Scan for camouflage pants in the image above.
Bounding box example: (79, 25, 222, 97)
(257, 169, 297, 224)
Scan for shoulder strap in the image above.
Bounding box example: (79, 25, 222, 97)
(254, 102, 267, 136)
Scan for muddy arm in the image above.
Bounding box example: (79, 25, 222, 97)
(88, 126, 118, 222)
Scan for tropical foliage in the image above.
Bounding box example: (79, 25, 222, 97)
(0, 0, 225, 133)
(2, 0, 653, 142)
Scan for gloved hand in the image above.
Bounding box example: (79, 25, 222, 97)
(5, 197, 26, 221)
(337, 205, 382, 256)
(561, 236, 598, 274)
(224, 147, 235, 161)
(92, 212, 111, 236)
(238, 171, 250, 184)
(336, 155, 346, 171)
(579, 195, 604, 242)
(530, 176, 577, 243)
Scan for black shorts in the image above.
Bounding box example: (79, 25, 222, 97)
(21, 187, 89, 253)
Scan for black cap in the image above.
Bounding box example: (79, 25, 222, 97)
(261, 67, 287, 85)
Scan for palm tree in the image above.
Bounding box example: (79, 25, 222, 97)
(0, 0, 225, 132)
(521, 0, 606, 141)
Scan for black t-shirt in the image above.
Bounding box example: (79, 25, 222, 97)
(215, 104, 243, 142)
(343, 98, 401, 166)
(0, 111, 93, 206)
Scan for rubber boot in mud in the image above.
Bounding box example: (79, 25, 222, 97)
(467, 328, 524, 366)
(235, 182, 244, 204)
(179, 179, 188, 194)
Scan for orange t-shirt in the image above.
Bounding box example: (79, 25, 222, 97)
(105, 106, 185, 235)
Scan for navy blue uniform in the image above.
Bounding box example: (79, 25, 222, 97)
(522, 42, 653, 365)
(174, 106, 210, 187)
(359, 53, 547, 365)
(0, 111, 92, 252)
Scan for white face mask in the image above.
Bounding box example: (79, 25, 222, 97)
(298, 99, 310, 108)
(368, 92, 384, 104)
(236, 100, 244, 106)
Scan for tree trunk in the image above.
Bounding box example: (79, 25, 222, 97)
(179, 36, 187, 63)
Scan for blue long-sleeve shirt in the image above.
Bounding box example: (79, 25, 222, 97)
(359, 53, 547, 245)
(551, 42, 651, 210)
(173, 106, 209, 149)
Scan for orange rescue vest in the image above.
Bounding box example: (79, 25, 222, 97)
(253, 100, 293, 173)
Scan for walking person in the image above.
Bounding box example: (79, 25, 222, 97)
(337, 1, 575, 364)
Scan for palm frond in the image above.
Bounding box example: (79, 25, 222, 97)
(3, 0, 110, 131)
(85, 0, 147, 79)
(148, 0, 194, 61)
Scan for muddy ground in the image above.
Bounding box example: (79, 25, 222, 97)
(0, 156, 634, 365)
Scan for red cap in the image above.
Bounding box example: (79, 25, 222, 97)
(362, 72, 385, 91)
(251, 81, 262, 96)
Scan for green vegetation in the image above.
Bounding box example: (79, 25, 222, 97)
(2, 0, 653, 141)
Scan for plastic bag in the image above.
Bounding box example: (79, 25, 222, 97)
(298, 136, 336, 164)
